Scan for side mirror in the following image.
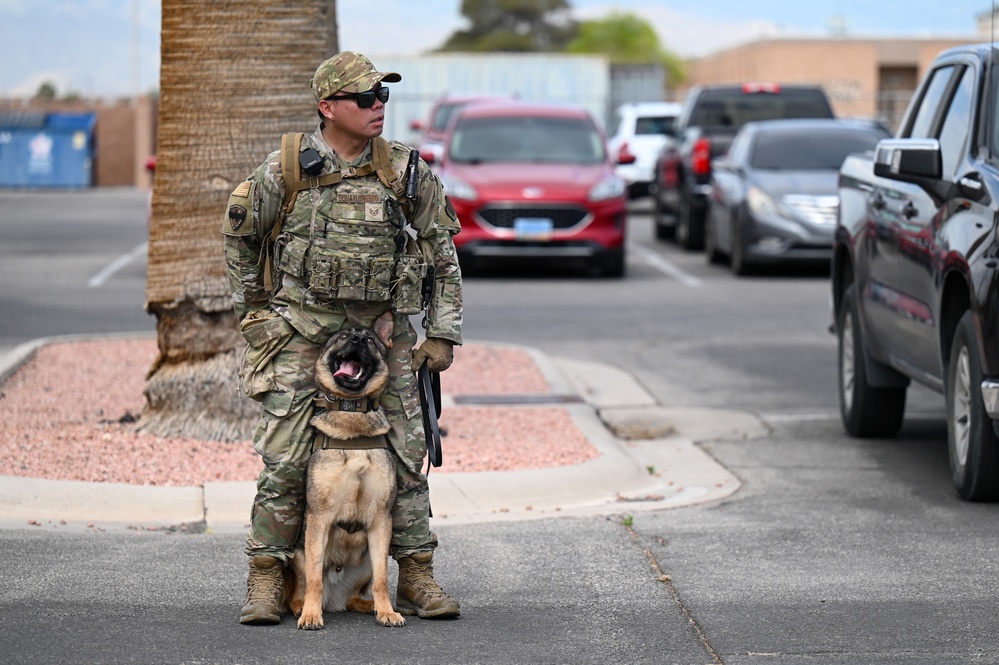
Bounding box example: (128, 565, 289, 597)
(712, 157, 736, 172)
(873, 138, 941, 181)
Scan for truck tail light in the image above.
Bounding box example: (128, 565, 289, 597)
(742, 82, 781, 94)
(692, 138, 711, 176)
(617, 142, 637, 165)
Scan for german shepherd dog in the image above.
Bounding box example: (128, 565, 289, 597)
(286, 310, 406, 629)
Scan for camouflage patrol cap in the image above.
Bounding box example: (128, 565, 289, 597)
(312, 51, 401, 102)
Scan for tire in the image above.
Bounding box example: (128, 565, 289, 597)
(653, 189, 675, 240)
(655, 218, 675, 240)
(838, 284, 906, 437)
(599, 247, 626, 278)
(676, 195, 705, 251)
(705, 210, 724, 265)
(946, 310, 999, 501)
(730, 220, 753, 276)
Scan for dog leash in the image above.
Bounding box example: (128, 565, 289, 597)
(418, 360, 442, 469)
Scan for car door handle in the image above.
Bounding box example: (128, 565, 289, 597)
(901, 201, 918, 219)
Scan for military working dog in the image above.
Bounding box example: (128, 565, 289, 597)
(286, 310, 406, 629)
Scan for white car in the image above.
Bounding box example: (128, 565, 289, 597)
(606, 101, 681, 198)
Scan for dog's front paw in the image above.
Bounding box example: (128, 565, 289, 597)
(377, 610, 406, 627)
(297, 611, 325, 630)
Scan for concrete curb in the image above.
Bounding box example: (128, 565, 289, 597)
(0, 331, 156, 388)
(0, 336, 768, 530)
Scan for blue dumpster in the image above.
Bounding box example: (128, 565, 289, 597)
(0, 111, 96, 188)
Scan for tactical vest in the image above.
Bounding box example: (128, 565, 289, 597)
(266, 133, 428, 315)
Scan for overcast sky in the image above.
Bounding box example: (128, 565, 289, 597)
(0, 0, 992, 98)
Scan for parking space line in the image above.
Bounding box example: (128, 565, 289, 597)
(88, 242, 148, 288)
(629, 243, 702, 287)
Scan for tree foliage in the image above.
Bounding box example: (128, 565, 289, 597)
(33, 81, 57, 100)
(566, 11, 684, 85)
(439, 0, 577, 52)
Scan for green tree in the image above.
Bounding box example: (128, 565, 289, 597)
(439, 0, 577, 52)
(33, 81, 57, 100)
(567, 11, 684, 85)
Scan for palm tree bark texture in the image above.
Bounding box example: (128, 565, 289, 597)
(139, 0, 338, 441)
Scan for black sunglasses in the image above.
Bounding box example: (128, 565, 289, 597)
(326, 87, 390, 109)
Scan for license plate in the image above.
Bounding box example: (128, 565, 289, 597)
(514, 217, 553, 240)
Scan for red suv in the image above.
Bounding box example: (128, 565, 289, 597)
(426, 101, 628, 276)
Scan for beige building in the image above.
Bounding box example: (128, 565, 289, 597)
(680, 37, 982, 131)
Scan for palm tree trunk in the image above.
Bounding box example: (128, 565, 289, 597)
(138, 0, 338, 441)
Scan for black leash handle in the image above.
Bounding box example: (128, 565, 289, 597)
(418, 360, 442, 468)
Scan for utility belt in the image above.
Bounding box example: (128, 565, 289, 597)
(274, 233, 428, 314)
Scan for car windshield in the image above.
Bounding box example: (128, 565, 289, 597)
(449, 116, 605, 164)
(691, 91, 832, 128)
(750, 128, 884, 170)
(635, 116, 675, 135)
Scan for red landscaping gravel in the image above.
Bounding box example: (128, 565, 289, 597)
(0, 338, 599, 486)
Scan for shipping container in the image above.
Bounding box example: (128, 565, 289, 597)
(369, 53, 611, 144)
(0, 111, 96, 188)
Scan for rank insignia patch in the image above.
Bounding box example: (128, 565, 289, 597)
(228, 204, 247, 231)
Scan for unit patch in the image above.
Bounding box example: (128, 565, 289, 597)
(336, 193, 381, 203)
(228, 204, 247, 231)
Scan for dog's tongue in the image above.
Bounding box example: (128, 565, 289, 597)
(335, 360, 362, 379)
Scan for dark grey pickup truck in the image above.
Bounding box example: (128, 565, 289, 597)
(832, 44, 999, 501)
(652, 83, 835, 249)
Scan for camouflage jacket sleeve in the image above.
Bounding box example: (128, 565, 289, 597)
(221, 150, 284, 321)
(411, 157, 464, 345)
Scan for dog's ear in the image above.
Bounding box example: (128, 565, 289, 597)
(373, 310, 394, 348)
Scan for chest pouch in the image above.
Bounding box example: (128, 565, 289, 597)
(391, 255, 427, 315)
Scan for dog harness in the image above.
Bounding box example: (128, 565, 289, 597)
(313, 432, 388, 451)
(311, 393, 388, 451)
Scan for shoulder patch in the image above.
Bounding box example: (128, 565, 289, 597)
(222, 180, 256, 236)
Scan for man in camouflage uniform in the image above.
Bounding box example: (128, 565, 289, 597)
(222, 51, 463, 625)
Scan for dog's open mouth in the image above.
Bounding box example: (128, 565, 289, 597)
(333, 356, 364, 381)
(334, 358, 364, 380)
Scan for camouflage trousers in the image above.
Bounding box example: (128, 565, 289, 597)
(239, 307, 436, 563)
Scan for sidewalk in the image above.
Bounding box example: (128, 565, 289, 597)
(0, 334, 768, 531)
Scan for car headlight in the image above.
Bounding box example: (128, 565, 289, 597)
(589, 175, 626, 202)
(746, 186, 787, 219)
(442, 175, 477, 201)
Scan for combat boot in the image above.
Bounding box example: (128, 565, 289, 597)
(396, 551, 461, 619)
(239, 555, 284, 625)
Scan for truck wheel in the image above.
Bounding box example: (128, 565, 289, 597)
(946, 310, 999, 501)
(677, 197, 705, 251)
(653, 192, 675, 240)
(838, 284, 906, 437)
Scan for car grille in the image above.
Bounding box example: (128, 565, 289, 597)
(477, 205, 591, 230)
(782, 195, 838, 226)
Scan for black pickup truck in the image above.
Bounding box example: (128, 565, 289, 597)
(832, 44, 999, 501)
(652, 83, 835, 249)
